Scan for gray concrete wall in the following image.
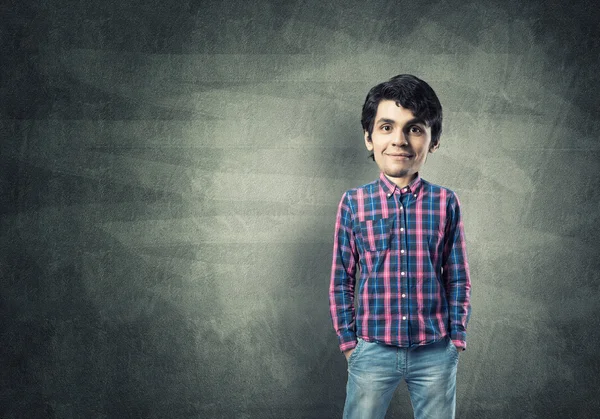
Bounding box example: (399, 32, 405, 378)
(1, 0, 599, 417)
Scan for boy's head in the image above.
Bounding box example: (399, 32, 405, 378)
(361, 74, 443, 186)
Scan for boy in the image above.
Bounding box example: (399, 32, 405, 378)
(329, 75, 471, 419)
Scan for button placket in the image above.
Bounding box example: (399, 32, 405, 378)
(398, 192, 410, 343)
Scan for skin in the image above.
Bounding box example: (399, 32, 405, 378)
(344, 100, 463, 360)
(364, 100, 439, 188)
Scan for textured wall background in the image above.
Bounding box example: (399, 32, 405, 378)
(1, 0, 599, 418)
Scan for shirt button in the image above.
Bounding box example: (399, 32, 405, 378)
(401, 249, 405, 254)
(401, 272, 405, 276)
(399, 206, 403, 211)
(400, 228, 404, 232)
(402, 188, 407, 192)
(402, 316, 407, 320)
(401, 293, 406, 298)
(387, 193, 392, 198)
(413, 194, 417, 198)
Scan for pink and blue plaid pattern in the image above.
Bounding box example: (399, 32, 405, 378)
(329, 172, 471, 352)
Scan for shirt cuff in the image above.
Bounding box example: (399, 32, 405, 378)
(452, 339, 466, 350)
(338, 332, 358, 352)
(450, 329, 467, 348)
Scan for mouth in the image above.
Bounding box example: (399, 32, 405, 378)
(386, 153, 414, 159)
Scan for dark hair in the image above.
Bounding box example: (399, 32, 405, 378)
(361, 74, 443, 157)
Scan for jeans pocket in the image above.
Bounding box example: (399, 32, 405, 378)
(359, 218, 391, 252)
(447, 338, 459, 363)
(348, 339, 366, 366)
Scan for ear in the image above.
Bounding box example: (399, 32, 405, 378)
(429, 141, 440, 153)
(364, 131, 374, 151)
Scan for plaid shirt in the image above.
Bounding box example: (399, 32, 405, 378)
(329, 172, 471, 352)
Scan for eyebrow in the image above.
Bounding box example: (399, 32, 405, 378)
(375, 117, 428, 126)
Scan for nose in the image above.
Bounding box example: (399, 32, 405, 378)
(391, 131, 409, 146)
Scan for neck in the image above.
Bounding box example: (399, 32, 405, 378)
(384, 172, 418, 188)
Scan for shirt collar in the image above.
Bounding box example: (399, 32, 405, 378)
(379, 172, 423, 197)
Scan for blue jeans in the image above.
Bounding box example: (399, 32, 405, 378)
(343, 337, 459, 419)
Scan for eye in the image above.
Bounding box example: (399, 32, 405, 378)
(409, 125, 423, 135)
(381, 124, 392, 132)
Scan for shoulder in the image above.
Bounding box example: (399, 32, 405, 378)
(343, 179, 380, 199)
(337, 179, 380, 215)
(420, 178, 460, 204)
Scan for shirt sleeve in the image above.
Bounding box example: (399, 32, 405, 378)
(442, 192, 472, 350)
(329, 192, 359, 352)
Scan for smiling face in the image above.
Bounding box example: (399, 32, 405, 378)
(365, 100, 439, 187)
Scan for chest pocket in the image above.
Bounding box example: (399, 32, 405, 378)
(358, 217, 392, 252)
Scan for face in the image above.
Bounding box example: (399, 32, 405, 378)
(364, 100, 438, 187)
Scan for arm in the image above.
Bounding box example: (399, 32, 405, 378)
(329, 192, 359, 353)
(442, 192, 472, 350)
